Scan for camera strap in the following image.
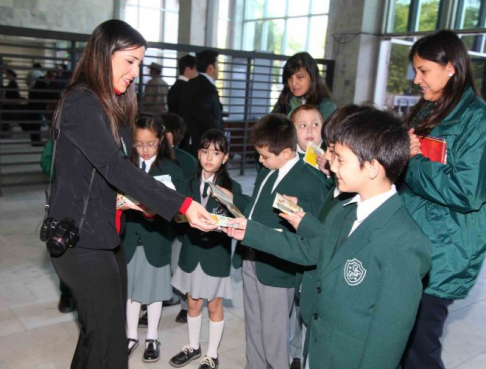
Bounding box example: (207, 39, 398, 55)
(43, 101, 96, 234)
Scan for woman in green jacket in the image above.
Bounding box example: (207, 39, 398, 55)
(401, 30, 486, 369)
(273, 52, 336, 121)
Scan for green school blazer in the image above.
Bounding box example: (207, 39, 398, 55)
(174, 145, 198, 181)
(234, 159, 328, 288)
(122, 158, 184, 267)
(178, 176, 250, 278)
(242, 194, 431, 369)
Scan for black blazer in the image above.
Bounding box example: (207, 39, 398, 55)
(180, 75, 223, 150)
(48, 88, 185, 250)
(167, 78, 187, 115)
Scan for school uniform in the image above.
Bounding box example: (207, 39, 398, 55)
(234, 156, 328, 369)
(122, 156, 184, 304)
(173, 145, 198, 181)
(241, 191, 431, 369)
(172, 174, 249, 300)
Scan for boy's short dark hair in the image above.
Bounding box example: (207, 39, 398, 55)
(196, 50, 218, 73)
(250, 114, 297, 155)
(178, 54, 196, 75)
(324, 105, 374, 144)
(333, 108, 409, 183)
(160, 113, 186, 145)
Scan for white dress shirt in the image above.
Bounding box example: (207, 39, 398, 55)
(138, 155, 157, 173)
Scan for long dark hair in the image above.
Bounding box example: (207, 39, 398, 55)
(197, 129, 232, 191)
(273, 52, 332, 114)
(407, 30, 479, 135)
(53, 20, 147, 143)
(131, 115, 176, 166)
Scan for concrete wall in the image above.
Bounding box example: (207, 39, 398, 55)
(325, 0, 386, 105)
(0, 0, 114, 34)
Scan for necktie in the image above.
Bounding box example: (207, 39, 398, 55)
(141, 161, 146, 172)
(332, 203, 358, 257)
(251, 170, 279, 218)
(202, 182, 210, 199)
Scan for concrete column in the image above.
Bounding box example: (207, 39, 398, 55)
(178, 0, 208, 46)
(325, 0, 387, 105)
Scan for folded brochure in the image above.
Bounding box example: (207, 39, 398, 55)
(272, 192, 303, 215)
(206, 181, 246, 218)
(304, 142, 325, 169)
(117, 174, 175, 209)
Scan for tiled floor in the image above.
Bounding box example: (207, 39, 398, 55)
(0, 169, 486, 368)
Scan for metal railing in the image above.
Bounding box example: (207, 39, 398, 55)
(0, 25, 334, 194)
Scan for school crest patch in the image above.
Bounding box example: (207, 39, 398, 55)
(344, 259, 367, 286)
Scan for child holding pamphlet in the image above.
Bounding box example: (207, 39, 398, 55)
(170, 129, 249, 369)
(122, 115, 185, 363)
(224, 108, 431, 369)
(290, 104, 326, 161)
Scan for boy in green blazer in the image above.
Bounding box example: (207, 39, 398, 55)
(233, 114, 328, 369)
(225, 108, 431, 369)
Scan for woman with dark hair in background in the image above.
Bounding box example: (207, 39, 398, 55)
(273, 52, 336, 121)
(401, 30, 486, 369)
(47, 19, 216, 369)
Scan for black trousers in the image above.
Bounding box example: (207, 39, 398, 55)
(51, 245, 128, 369)
(401, 293, 453, 369)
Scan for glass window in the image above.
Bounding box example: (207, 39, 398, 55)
(245, 0, 265, 20)
(139, 7, 162, 41)
(243, 21, 264, 51)
(391, 0, 411, 33)
(266, 19, 284, 54)
(288, 0, 310, 17)
(267, 0, 286, 18)
(417, 0, 440, 31)
(164, 11, 178, 44)
(285, 17, 308, 55)
(312, 0, 330, 14)
(462, 0, 482, 29)
(308, 15, 328, 58)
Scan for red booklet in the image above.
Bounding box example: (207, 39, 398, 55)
(419, 136, 447, 164)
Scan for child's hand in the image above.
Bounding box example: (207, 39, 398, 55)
(316, 152, 330, 176)
(217, 185, 234, 200)
(221, 218, 248, 240)
(409, 128, 422, 158)
(282, 194, 298, 205)
(279, 211, 306, 230)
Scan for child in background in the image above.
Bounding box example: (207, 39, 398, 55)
(123, 115, 185, 363)
(290, 104, 325, 159)
(224, 108, 431, 369)
(170, 130, 249, 369)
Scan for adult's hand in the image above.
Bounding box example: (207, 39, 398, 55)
(279, 211, 306, 231)
(409, 128, 422, 158)
(185, 200, 218, 232)
(221, 218, 248, 240)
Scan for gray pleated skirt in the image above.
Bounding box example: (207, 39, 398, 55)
(127, 246, 172, 304)
(171, 263, 232, 301)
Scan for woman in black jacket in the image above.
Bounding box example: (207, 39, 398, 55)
(47, 19, 216, 369)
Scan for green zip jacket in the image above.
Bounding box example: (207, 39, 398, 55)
(400, 86, 486, 300)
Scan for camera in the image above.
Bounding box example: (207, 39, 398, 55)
(40, 217, 80, 256)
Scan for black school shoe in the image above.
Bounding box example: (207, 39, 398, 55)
(169, 345, 201, 367)
(199, 355, 219, 369)
(143, 339, 160, 363)
(127, 338, 139, 358)
(290, 358, 301, 369)
(138, 310, 148, 327)
(58, 295, 75, 313)
(175, 309, 188, 324)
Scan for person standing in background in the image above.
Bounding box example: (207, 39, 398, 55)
(179, 50, 223, 156)
(168, 55, 198, 115)
(141, 62, 169, 113)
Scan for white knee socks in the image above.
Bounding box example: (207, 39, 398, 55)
(126, 299, 141, 344)
(188, 314, 202, 350)
(147, 301, 162, 340)
(207, 319, 225, 359)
